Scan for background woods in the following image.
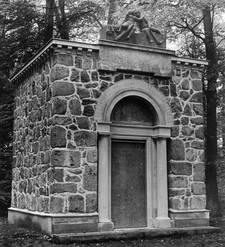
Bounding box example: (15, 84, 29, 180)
(1, 0, 225, 219)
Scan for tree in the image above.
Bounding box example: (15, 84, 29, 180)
(114, 0, 225, 216)
(43, 0, 105, 42)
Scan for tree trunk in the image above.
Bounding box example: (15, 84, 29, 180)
(54, 0, 69, 40)
(107, 0, 118, 25)
(58, 0, 69, 40)
(202, 6, 220, 217)
(44, 0, 55, 43)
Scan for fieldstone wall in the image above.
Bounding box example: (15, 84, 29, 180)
(169, 64, 205, 211)
(12, 46, 206, 216)
(12, 62, 52, 212)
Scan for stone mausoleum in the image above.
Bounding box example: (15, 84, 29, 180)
(9, 21, 209, 237)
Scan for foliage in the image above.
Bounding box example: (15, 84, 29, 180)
(43, 0, 106, 42)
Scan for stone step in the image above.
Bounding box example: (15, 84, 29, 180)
(52, 226, 220, 244)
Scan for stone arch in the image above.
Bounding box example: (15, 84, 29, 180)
(95, 79, 173, 126)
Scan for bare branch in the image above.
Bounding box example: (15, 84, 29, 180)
(183, 20, 205, 41)
(89, 13, 103, 28)
(216, 37, 225, 48)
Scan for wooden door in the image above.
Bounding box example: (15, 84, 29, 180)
(111, 140, 147, 228)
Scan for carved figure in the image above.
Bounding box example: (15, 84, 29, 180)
(114, 11, 165, 46)
(115, 11, 141, 41)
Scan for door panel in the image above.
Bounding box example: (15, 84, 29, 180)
(111, 140, 147, 228)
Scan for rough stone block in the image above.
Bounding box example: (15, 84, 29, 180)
(169, 189, 185, 197)
(75, 56, 82, 68)
(195, 127, 204, 140)
(183, 104, 192, 116)
(191, 141, 204, 149)
(87, 149, 97, 163)
(191, 117, 203, 125)
(74, 131, 97, 147)
(186, 149, 197, 162)
(169, 161, 192, 175)
(53, 54, 73, 66)
(71, 68, 80, 82)
(180, 91, 190, 101)
(54, 168, 64, 182)
(83, 165, 97, 191)
(50, 196, 64, 213)
(51, 66, 70, 82)
(171, 126, 179, 137)
(86, 193, 97, 213)
(190, 92, 203, 103)
(190, 196, 206, 209)
(191, 182, 206, 195)
(38, 196, 49, 212)
(193, 163, 205, 181)
(181, 126, 194, 136)
(50, 126, 67, 148)
(52, 81, 75, 96)
(181, 117, 189, 125)
(190, 70, 201, 79)
(169, 176, 188, 188)
(181, 79, 190, 90)
(192, 80, 202, 91)
(91, 71, 99, 81)
(81, 70, 90, 83)
(52, 116, 72, 126)
(76, 116, 90, 129)
(169, 139, 185, 160)
(82, 99, 96, 105)
(68, 195, 84, 213)
(51, 149, 81, 167)
(52, 97, 67, 115)
(170, 98, 182, 113)
(83, 105, 95, 116)
(193, 104, 203, 116)
(169, 198, 182, 210)
(50, 182, 77, 194)
(77, 87, 90, 99)
(69, 98, 81, 115)
(65, 174, 81, 183)
(83, 57, 93, 70)
(93, 89, 101, 98)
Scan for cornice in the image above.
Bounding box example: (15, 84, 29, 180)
(10, 39, 100, 84)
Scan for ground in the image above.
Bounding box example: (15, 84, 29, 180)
(0, 217, 224, 247)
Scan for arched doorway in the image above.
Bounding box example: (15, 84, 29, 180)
(111, 96, 157, 228)
(95, 79, 173, 231)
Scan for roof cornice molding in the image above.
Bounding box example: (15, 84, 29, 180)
(10, 39, 100, 84)
(172, 57, 208, 68)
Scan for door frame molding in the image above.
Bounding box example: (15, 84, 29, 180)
(95, 79, 173, 231)
(98, 122, 172, 231)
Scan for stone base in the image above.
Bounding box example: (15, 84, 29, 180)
(169, 209, 210, 228)
(8, 208, 98, 235)
(152, 217, 174, 228)
(53, 226, 220, 244)
(98, 221, 114, 232)
(9, 207, 211, 236)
